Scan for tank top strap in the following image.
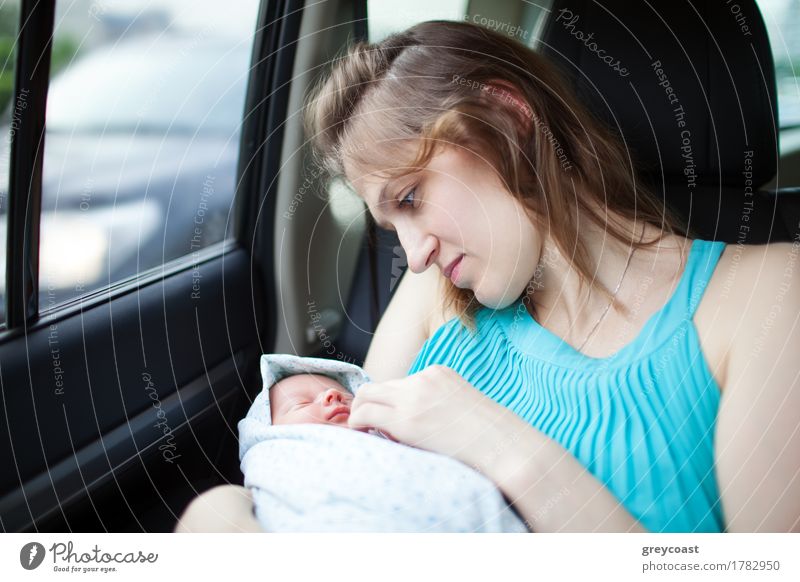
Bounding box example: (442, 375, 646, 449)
(662, 239, 726, 321)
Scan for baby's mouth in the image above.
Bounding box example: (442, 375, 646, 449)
(326, 406, 350, 421)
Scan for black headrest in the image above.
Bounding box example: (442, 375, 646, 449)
(536, 0, 778, 188)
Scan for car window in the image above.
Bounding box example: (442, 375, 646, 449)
(758, 0, 800, 128)
(0, 0, 20, 324)
(33, 0, 258, 311)
(368, 0, 551, 45)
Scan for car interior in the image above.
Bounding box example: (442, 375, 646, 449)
(0, 0, 798, 532)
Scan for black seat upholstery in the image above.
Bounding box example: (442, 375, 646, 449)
(536, 0, 799, 243)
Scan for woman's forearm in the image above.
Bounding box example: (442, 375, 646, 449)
(472, 414, 647, 533)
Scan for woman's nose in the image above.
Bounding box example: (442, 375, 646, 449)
(397, 227, 437, 274)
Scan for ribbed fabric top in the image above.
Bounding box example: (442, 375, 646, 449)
(408, 239, 727, 532)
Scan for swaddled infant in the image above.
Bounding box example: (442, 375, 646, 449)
(269, 373, 396, 440)
(238, 354, 529, 533)
(269, 373, 358, 426)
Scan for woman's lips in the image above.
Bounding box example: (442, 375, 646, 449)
(450, 257, 464, 285)
(444, 255, 464, 283)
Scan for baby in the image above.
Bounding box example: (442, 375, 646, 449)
(238, 354, 529, 532)
(269, 373, 356, 426)
(269, 372, 398, 442)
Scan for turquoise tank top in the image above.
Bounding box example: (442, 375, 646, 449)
(408, 239, 726, 532)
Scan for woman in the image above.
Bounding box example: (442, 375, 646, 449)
(176, 20, 799, 533)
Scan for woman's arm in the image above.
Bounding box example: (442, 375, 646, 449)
(174, 485, 264, 533)
(475, 407, 647, 532)
(349, 365, 647, 532)
(362, 266, 446, 382)
(714, 243, 800, 532)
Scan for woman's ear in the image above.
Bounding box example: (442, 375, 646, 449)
(484, 79, 534, 132)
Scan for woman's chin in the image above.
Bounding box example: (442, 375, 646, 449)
(472, 286, 522, 310)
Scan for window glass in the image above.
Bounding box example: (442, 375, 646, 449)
(38, 0, 259, 311)
(0, 0, 20, 324)
(758, 0, 800, 128)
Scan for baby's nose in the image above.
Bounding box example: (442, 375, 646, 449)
(322, 388, 346, 405)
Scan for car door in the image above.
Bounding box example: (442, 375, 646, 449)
(0, 0, 305, 532)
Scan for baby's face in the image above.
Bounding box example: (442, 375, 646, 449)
(269, 374, 354, 426)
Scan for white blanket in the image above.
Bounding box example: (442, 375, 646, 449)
(238, 421, 529, 533)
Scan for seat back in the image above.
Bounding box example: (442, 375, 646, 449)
(536, 0, 795, 243)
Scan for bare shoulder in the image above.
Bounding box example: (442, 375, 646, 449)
(695, 240, 800, 390)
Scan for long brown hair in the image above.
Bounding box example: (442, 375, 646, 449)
(305, 20, 682, 330)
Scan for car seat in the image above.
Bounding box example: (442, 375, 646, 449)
(535, 0, 800, 243)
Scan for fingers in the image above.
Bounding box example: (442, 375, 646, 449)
(348, 400, 393, 430)
(353, 380, 401, 405)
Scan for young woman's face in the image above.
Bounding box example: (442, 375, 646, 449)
(350, 145, 542, 309)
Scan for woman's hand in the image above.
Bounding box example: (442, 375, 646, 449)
(348, 365, 530, 467)
(350, 365, 647, 532)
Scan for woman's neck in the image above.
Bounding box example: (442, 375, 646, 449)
(527, 219, 688, 345)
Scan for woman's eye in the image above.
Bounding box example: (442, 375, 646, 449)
(397, 187, 416, 209)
